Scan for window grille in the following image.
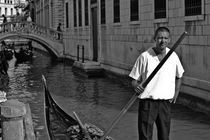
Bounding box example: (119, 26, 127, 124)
(78, 0, 82, 26)
(130, 0, 139, 21)
(101, 0, 106, 24)
(154, 0, 166, 19)
(85, 0, 89, 26)
(91, 0, 97, 4)
(73, 0, 77, 27)
(66, 3, 69, 28)
(185, 0, 201, 16)
(113, 0, 120, 23)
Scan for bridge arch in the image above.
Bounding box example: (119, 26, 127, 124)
(0, 22, 64, 59)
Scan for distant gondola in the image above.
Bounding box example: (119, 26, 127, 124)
(0, 51, 9, 89)
(42, 75, 113, 140)
(1, 40, 13, 61)
(2, 49, 13, 61)
(14, 48, 33, 63)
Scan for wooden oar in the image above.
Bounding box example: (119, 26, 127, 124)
(73, 111, 92, 140)
(100, 31, 188, 140)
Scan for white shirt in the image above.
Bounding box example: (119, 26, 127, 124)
(129, 47, 184, 100)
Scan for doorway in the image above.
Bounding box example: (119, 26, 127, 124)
(91, 7, 98, 61)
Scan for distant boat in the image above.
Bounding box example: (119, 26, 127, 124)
(0, 51, 9, 89)
(0, 73, 9, 89)
(2, 49, 13, 61)
(14, 48, 33, 63)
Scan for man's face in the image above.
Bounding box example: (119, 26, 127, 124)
(155, 31, 170, 52)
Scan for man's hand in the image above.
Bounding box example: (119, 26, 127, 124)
(169, 97, 177, 104)
(135, 84, 144, 95)
(131, 80, 144, 95)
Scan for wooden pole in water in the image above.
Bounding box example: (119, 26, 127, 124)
(73, 111, 92, 140)
(100, 31, 188, 140)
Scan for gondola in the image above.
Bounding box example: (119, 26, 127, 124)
(2, 49, 13, 61)
(14, 48, 33, 63)
(1, 41, 13, 61)
(42, 75, 114, 140)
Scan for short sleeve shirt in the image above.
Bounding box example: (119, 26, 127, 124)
(129, 47, 184, 100)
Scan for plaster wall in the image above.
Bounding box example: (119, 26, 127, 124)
(63, 0, 210, 100)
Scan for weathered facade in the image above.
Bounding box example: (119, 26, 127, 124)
(34, 0, 64, 30)
(34, 0, 210, 101)
(0, 0, 25, 23)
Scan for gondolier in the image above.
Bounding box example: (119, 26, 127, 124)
(129, 27, 184, 140)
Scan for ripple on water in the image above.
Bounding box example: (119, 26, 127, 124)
(4, 51, 210, 140)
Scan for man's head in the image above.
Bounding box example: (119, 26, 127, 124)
(154, 27, 171, 54)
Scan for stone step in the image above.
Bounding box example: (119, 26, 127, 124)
(73, 60, 104, 78)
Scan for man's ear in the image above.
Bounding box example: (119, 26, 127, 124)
(153, 35, 156, 41)
(168, 37, 171, 43)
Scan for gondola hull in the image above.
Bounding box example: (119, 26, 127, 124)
(42, 75, 114, 140)
(42, 75, 79, 140)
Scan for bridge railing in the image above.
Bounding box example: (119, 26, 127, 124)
(0, 21, 63, 43)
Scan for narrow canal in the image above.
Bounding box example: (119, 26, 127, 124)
(4, 50, 210, 140)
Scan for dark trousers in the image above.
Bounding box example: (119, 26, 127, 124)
(138, 99, 171, 140)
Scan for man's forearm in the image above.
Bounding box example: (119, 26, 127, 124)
(174, 77, 182, 102)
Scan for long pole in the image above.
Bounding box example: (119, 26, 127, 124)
(100, 31, 188, 140)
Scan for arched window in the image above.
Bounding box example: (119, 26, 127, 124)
(11, 8, 13, 16)
(5, 8, 7, 16)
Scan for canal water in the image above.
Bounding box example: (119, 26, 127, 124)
(4, 51, 210, 140)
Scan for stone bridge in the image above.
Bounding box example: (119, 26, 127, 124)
(0, 21, 64, 58)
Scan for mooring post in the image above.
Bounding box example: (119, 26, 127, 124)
(77, 45, 80, 61)
(0, 99, 26, 140)
(82, 45, 84, 63)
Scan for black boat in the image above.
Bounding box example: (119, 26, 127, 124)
(2, 49, 13, 61)
(14, 48, 33, 63)
(0, 51, 9, 89)
(42, 75, 114, 140)
(1, 41, 13, 61)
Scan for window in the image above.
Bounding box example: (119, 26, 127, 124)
(73, 0, 77, 27)
(85, 0, 89, 26)
(185, 0, 201, 16)
(130, 0, 139, 21)
(113, 0, 120, 23)
(101, 0, 105, 24)
(65, 2, 69, 28)
(5, 8, 7, 16)
(11, 8, 13, 16)
(154, 0, 166, 19)
(78, 0, 82, 26)
(91, 0, 97, 4)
